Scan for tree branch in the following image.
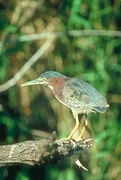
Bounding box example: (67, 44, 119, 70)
(0, 38, 54, 93)
(0, 30, 121, 47)
(0, 138, 94, 169)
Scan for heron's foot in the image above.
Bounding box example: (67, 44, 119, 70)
(60, 137, 77, 146)
(60, 119, 88, 145)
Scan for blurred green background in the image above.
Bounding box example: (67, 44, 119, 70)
(0, 0, 121, 179)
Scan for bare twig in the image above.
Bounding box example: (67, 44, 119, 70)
(0, 30, 121, 47)
(0, 39, 53, 93)
(0, 138, 94, 169)
(107, 93, 121, 104)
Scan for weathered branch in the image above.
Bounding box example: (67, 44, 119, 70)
(0, 30, 121, 47)
(0, 138, 94, 168)
(0, 38, 54, 93)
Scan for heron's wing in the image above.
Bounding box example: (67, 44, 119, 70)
(62, 79, 107, 113)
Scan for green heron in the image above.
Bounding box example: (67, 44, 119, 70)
(21, 71, 109, 140)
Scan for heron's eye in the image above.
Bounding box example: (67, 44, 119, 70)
(41, 77, 46, 81)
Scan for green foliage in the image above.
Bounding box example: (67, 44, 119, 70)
(0, 0, 121, 179)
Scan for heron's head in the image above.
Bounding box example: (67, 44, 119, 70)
(21, 71, 66, 87)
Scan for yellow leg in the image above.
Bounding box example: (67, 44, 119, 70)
(77, 118, 88, 140)
(67, 117, 80, 139)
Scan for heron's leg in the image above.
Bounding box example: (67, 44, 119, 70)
(67, 113, 80, 140)
(77, 115, 88, 140)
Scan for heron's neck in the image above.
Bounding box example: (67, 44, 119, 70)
(48, 77, 69, 95)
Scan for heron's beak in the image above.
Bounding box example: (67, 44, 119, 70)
(21, 78, 48, 87)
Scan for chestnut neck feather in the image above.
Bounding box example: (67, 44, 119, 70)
(48, 77, 69, 100)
